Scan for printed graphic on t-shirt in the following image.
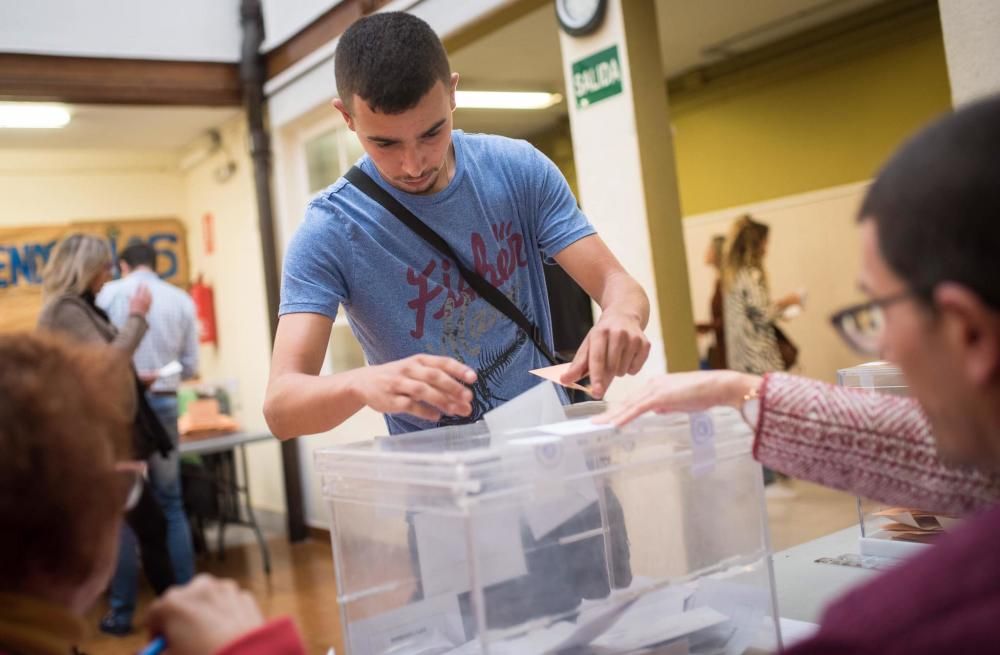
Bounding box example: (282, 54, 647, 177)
(406, 221, 533, 423)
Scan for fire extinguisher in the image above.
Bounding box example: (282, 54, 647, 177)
(190, 274, 218, 345)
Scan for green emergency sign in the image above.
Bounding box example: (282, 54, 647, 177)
(571, 45, 623, 109)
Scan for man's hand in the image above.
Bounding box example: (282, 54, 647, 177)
(595, 370, 762, 427)
(560, 310, 650, 399)
(354, 354, 477, 422)
(145, 575, 265, 655)
(138, 371, 158, 388)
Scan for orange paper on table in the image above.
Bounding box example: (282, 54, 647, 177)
(529, 363, 592, 395)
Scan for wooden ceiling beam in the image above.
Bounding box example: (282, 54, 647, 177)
(265, 0, 394, 80)
(0, 53, 242, 106)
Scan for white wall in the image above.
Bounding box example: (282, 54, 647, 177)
(0, 149, 184, 223)
(682, 182, 872, 383)
(939, 0, 1000, 106)
(0, 0, 241, 62)
(260, 0, 343, 52)
(179, 116, 286, 514)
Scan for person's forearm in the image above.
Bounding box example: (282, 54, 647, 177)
(597, 271, 649, 327)
(756, 373, 1000, 516)
(263, 370, 366, 440)
(111, 313, 148, 355)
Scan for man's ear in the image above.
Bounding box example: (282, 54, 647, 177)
(449, 72, 460, 112)
(332, 98, 355, 131)
(935, 282, 1000, 386)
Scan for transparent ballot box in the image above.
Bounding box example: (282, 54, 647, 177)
(837, 362, 950, 559)
(316, 407, 781, 655)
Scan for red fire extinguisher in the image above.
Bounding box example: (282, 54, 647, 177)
(190, 275, 218, 345)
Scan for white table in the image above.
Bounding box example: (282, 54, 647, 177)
(772, 526, 883, 623)
(180, 431, 276, 574)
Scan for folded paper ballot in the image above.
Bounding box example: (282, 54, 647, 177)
(529, 363, 593, 395)
(413, 509, 528, 598)
(483, 385, 599, 540)
(440, 581, 731, 655)
(346, 594, 465, 655)
(156, 360, 183, 379)
(868, 507, 958, 545)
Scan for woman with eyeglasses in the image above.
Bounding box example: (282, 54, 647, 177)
(36, 233, 177, 620)
(0, 333, 305, 655)
(598, 96, 1000, 653)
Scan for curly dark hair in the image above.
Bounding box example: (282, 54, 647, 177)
(0, 332, 132, 594)
(334, 12, 451, 114)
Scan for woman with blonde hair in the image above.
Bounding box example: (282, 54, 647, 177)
(721, 216, 801, 377)
(722, 217, 802, 491)
(37, 233, 176, 635)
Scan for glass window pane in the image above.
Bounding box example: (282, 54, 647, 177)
(304, 128, 341, 193)
(343, 130, 365, 169)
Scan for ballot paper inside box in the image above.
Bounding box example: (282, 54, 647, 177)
(315, 407, 781, 655)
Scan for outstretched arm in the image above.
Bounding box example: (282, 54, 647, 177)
(553, 234, 651, 399)
(264, 313, 477, 439)
(598, 370, 1000, 516)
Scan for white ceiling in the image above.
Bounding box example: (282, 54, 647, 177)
(0, 0, 888, 149)
(0, 105, 241, 151)
(0, 0, 242, 63)
(452, 0, 888, 138)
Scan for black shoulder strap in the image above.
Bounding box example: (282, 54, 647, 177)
(345, 165, 559, 366)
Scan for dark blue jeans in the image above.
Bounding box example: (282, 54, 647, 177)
(109, 394, 195, 622)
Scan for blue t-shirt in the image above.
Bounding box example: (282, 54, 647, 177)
(279, 130, 595, 434)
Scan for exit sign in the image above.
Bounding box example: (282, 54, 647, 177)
(571, 45, 623, 109)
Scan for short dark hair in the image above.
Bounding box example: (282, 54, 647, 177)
(860, 95, 1000, 310)
(334, 12, 451, 114)
(120, 241, 157, 270)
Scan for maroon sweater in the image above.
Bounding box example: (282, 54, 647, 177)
(756, 373, 1000, 654)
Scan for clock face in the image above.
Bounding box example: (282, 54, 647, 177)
(556, 0, 607, 36)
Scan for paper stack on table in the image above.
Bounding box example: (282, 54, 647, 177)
(178, 398, 239, 438)
(870, 507, 958, 545)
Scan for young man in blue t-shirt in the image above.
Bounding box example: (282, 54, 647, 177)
(265, 12, 651, 438)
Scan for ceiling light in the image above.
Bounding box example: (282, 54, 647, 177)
(0, 103, 71, 129)
(456, 91, 563, 110)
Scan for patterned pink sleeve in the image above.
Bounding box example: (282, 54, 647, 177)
(755, 372, 1000, 516)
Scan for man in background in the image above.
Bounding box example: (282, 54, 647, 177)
(97, 241, 199, 634)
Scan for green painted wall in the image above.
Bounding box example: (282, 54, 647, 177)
(669, 10, 952, 216)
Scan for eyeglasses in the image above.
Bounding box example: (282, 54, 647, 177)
(829, 290, 916, 355)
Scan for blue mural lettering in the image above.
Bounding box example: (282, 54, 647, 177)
(0, 231, 181, 290)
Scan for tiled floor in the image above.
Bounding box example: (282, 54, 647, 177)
(766, 479, 859, 551)
(81, 479, 858, 654)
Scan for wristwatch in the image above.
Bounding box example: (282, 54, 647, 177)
(741, 384, 761, 428)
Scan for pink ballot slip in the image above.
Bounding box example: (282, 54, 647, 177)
(529, 362, 593, 395)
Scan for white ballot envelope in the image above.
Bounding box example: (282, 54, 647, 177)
(485, 384, 600, 540)
(413, 509, 527, 598)
(347, 594, 465, 655)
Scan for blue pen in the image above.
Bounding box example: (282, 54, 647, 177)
(138, 636, 166, 655)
